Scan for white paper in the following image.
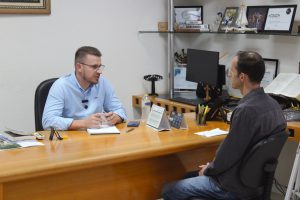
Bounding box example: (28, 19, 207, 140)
(147, 105, 165, 129)
(87, 126, 120, 135)
(16, 140, 44, 147)
(147, 105, 171, 131)
(194, 128, 228, 137)
(265, 73, 300, 99)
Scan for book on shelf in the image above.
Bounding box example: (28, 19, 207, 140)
(265, 73, 300, 101)
(0, 131, 35, 141)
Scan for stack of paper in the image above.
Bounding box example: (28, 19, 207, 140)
(0, 136, 44, 150)
(194, 128, 228, 137)
(87, 126, 120, 135)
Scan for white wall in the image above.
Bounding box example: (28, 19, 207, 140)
(0, 0, 167, 131)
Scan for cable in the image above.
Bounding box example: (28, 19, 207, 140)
(273, 177, 288, 196)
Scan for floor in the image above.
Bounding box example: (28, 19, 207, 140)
(271, 192, 285, 200)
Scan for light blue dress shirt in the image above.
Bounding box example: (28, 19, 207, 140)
(42, 72, 127, 130)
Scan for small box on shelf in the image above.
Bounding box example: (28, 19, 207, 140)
(158, 22, 168, 32)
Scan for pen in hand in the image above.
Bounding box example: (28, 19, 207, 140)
(126, 128, 135, 133)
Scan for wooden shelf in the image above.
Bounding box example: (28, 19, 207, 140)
(139, 30, 300, 37)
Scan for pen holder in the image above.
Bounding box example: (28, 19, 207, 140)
(197, 113, 207, 126)
(195, 104, 199, 121)
(200, 115, 207, 125)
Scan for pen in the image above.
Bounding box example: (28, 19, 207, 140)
(204, 105, 209, 114)
(126, 128, 135, 133)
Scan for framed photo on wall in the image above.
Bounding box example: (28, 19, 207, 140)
(246, 6, 268, 31)
(264, 5, 297, 33)
(261, 58, 279, 88)
(0, 0, 50, 14)
(174, 6, 203, 30)
(218, 7, 239, 31)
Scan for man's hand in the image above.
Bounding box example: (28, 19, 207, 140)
(83, 113, 103, 128)
(198, 162, 209, 176)
(69, 113, 102, 130)
(104, 112, 122, 125)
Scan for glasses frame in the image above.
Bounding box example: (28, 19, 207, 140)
(79, 63, 105, 72)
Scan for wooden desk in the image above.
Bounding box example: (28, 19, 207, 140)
(0, 114, 227, 200)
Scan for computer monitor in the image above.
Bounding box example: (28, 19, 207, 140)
(186, 49, 220, 86)
(170, 49, 225, 105)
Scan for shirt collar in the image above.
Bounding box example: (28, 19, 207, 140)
(239, 87, 264, 104)
(70, 71, 92, 92)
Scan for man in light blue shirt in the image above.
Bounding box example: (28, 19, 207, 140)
(42, 46, 127, 130)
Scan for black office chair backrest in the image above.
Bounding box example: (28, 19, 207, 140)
(240, 130, 288, 200)
(34, 78, 58, 131)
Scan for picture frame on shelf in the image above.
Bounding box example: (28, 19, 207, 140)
(174, 6, 203, 31)
(264, 5, 297, 33)
(246, 6, 268, 31)
(261, 58, 279, 88)
(218, 7, 239, 32)
(0, 0, 50, 14)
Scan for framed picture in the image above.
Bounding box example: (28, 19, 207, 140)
(264, 5, 297, 33)
(261, 58, 279, 88)
(0, 0, 50, 14)
(218, 7, 239, 31)
(174, 6, 203, 30)
(246, 6, 268, 31)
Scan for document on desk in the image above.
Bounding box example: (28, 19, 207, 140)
(87, 126, 120, 135)
(194, 128, 228, 137)
(16, 140, 44, 148)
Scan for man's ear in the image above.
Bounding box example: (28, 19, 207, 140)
(75, 63, 82, 72)
(239, 72, 246, 82)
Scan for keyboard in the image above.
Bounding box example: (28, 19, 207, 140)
(283, 109, 300, 122)
(170, 96, 204, 106)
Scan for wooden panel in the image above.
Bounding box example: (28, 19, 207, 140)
(132, 95, 195, 113)
(4, 155, 185, 200)
(287, 121, 300, 141)
(177, 145, 219, 172)
(0, 184, 3, 200)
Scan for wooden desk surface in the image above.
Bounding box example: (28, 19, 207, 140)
(0, 114, 227, 183)
(1, 113, 299, 200)
(0, 113, 227, 200)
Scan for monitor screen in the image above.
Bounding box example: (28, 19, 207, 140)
(186, 49, 219, 86)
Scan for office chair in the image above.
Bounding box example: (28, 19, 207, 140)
(34, 78, 58, 131)
(190, 130, 288, 200)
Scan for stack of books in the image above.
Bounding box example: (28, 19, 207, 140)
(0, 129, 35, 142)
(176, 20, 209, 32)
(0, 129, 44, 150)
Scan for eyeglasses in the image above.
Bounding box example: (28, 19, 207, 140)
(79, 63, 105, 72)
